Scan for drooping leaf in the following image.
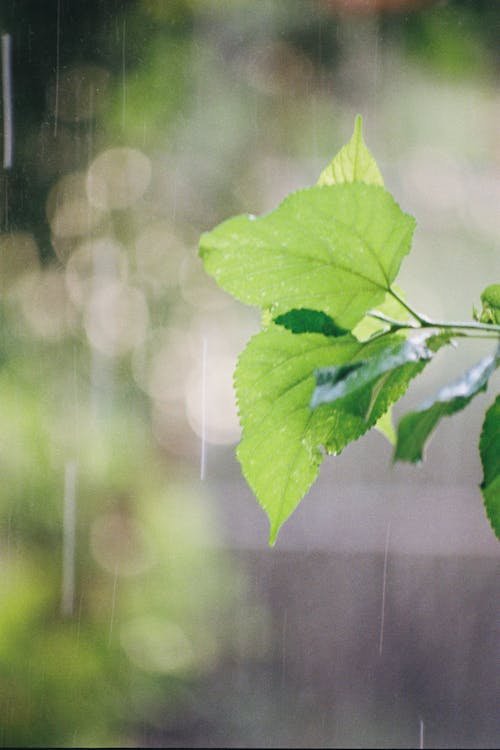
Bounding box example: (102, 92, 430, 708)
(311, 339, 432, 409)
(312, 335, 448, 443)
(479, 394, 500, 539)
(274, 309, 349, 337)
(200, 183, 415, 330)
(479, 284, 500, 325)
(317, 115, 384, 187)
(395, 352, 500, 463)
(310, 333, 451, 450)
(352, 286, 413, 444)
(235, 325, 431, 545)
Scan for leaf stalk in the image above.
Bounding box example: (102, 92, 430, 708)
(378, 288, 500, 337)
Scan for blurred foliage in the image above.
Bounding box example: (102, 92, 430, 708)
(396, 1, 500, 79)
(2, 0, 500, 250)
(0, 350, 243, 746)
(0, 6, 246, 743)
(0, 0, 499, 745)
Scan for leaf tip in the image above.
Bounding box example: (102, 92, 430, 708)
(393, 430, 424, 464)
(354, 113, 363, 137)
(393, 452, 423, 466)
(268, 523, 281, 547)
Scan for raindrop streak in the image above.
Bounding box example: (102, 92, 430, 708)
(87, 85, 94, 163)
(54, 0, 61, 136)
(419, 718, 425, 749)
(121, 18, 126, 131)
(61, 460, 78, 617)
(281, 609, 287, 686)
(1, 33, 13, 169)
(72, 344, 81, 458)
(200, 337, 208, 480)
(378, 518, 392, 655)
(108, 568, 118, 645)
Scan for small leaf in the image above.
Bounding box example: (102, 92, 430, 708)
(312, 339, 433, 410)
(318, 115, 384, 187)
(479, 394, 500, 539)
(395, 352, 500, 463)
(274, 309, 349, 337)
(200, 183, 416, 330)
(479, 284, 500, 325)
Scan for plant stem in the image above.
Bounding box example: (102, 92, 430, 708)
(367, 310, 418, 329)
(366, 313, 500, 346)
(387, 287, 428, 324)
(383, 287, 500, 336)
(419, 319, 500, 334)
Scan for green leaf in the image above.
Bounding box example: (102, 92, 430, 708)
(200, 183, 416, 330)
(311, 338, 433, 410)
(235, 325, 360, 544)
(479, 395, 500, 539)
(235, 325, 429, 545)
(274, 309, 349, 337)
(395, 352, 500, 463)
(317, 115, 384, 187)
(479, 284, 500, 325)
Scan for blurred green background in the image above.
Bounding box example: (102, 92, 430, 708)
(0, 1, 499, 746)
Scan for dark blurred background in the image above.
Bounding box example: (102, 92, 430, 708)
(0, 1, 499, 747)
